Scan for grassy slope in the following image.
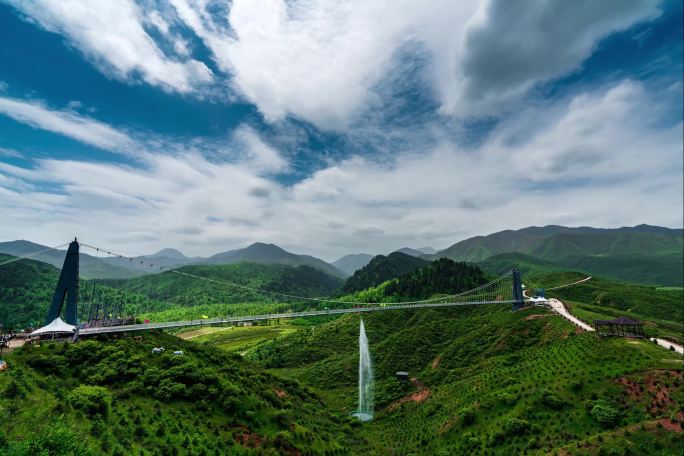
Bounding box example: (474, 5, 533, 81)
(533, 271, 684, 323)
(0, 331, 353, 455)
(247, 305, 683, 455)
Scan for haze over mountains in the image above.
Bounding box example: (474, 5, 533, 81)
(0, 224, 681, 285)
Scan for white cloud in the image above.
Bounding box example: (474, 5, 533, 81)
(6, 0, 663, 128)
(0, 80, 680, 260)
(169, 0, 660, 128)
(0, 96, 136, 154)
(233, 125, 289, 173)
(7, 0, 213, 93)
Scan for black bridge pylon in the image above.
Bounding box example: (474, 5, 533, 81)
(46, 238, 80, 325)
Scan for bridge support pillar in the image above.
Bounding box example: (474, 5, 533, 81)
(46, 239, 80, 325)
(512, 269, 524, 310)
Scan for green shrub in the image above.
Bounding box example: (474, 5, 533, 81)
(14, 425, 92, 456)
(589, 400, 621, 427)
(460, 407, 476, 426)
(67, 385, 112, 418)
(505, 418, 531, 435)
(541, 388, 567, 409)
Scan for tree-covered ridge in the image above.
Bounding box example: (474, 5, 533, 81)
(341, 252, 429, 294)
(383, 259, 488, 300)
(110, 262, 343, 304)
(339, 258, 488, 304)
(0, 332, 354, 455)
(0, 254, 59, 330)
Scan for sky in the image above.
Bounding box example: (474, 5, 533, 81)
(0, 0, 682, 262)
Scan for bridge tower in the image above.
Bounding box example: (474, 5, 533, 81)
(46, 238, 80, 325)
(512, 269, 524, 310)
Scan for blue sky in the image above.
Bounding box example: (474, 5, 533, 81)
(0, 0, 681, 260)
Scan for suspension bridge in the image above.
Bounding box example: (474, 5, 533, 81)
(4, 239, 533, 338)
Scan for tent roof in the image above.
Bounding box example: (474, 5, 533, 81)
(594, 316, 642, 326)
(31, 318, 76, 336)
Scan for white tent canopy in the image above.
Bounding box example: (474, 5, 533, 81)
(31, 318, 76, 336)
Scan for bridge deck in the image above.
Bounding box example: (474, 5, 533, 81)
(78, 300, 517, 335)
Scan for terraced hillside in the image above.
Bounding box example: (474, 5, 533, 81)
(246, 306, 683, 455)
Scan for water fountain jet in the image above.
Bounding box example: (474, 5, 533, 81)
(350, 318, 374, 422)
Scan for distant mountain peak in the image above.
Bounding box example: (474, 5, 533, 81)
(149, 248, 187, 259)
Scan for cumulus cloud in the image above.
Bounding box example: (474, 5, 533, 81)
(7, 0, 213, 93)
(1, 80, 680, 259)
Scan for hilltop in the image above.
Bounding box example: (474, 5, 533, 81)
(340, 252, 429, 294)
(205, 243, 346, 278)
(332, 253, 374, 276)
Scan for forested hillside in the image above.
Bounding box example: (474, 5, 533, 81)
(0, 254, 58, 329)
(0, 332, 353, 455)
(0, 259, 344, 330)
(343, 259, 489, 303)
(341, 252, 429, 293)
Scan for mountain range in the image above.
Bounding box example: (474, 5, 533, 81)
(1, 224, 681, 285)
(428, 224, 683, 286)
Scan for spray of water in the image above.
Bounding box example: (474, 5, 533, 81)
(351, 318, 374, 421)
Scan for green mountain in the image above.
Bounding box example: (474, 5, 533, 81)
(0, 331, 352, 455)
(433, 225, 683, 286)
(344, 258, 489, 303)
(0, 240, 146, 279)
(0, 254, 59, 330)
(477, 252, 565, 277)
(206, 242, 345, 279)
(394, 247, 430, 258)
(116, 261, 344, 304)
(332, 253, 374, 276)
(341, 252, 429, 294)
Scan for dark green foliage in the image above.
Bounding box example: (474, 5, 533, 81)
(383, 258, 488, 300)
(5, 425, 94, 456)
(540, 388, 567, 410)
(0, 254, 58, 329)
(341, 252, 429, 293)
(67, 385, 112, 418)
(460, 407, 476, 426)
(589, 400, 621, 427)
